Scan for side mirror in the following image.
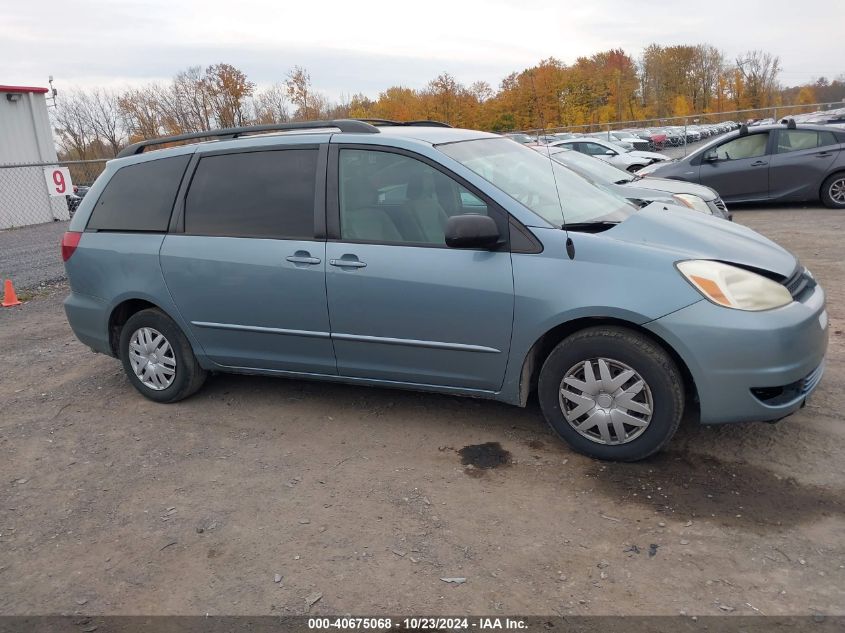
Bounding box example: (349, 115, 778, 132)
(605, 150, 615, 155)
(445, 214, 500, 249)
(704, 151, 719, 162)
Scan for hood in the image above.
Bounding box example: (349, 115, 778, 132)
(611, 153, 640, 166)
(629, 150, 669, 161)
(630, 176, 718, 201)
(605, 202, 797, 277)
(637, 158, 678, 176)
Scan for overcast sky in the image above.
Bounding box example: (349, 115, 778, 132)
(2, 0, 842, 99)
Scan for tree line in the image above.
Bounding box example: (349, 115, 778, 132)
(52, 46, 845, 160)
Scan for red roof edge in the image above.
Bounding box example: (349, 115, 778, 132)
(0, 85, 49, 94)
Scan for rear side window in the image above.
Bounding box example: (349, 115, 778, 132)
(87, 155, 190, 232)
(185, 149, 318, 239)
(776, 130, 838, 153)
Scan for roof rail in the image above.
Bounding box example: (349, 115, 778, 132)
(355, 118, 453, 128)
(116, 119, 379, 158)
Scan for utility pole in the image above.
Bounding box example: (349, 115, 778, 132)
(47, 76, 58, 108)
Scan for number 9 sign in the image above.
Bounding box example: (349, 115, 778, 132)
(44, 167, 74, 197)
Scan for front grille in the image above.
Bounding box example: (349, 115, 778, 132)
(781, 266, 817, 300)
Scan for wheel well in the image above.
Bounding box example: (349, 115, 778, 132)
(107, 299, 159, 356)
(518, 317, 699, 410)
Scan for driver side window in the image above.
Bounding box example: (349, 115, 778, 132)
(582, 142, 610, 156)
(713, 133, 769, 160)
(338, 149, 489, 246)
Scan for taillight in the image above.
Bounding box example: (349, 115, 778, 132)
(61, 231, 82, 262)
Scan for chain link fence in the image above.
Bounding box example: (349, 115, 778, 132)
(0, 159, 108, 230)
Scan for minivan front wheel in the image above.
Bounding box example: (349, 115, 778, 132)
(538, 326, 684, 461)
(119, 308, 207, 403)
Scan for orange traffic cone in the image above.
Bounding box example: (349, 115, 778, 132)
(2, 280, 22, 307)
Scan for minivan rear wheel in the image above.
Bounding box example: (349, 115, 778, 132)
(119, 308, 207, 403)
(538, 326, 684, 461)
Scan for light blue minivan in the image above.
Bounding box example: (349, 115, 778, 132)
(62, 120, 828, 461)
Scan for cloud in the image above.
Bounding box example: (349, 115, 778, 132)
(1, 0, 841, 97)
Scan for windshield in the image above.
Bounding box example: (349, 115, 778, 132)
(547, 148, 635, 184)
(605, 140, 632, 153)
(438, 138, 636, 227)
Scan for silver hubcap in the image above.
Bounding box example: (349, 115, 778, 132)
(830, 178, 845, 204)
(128, 327, 176, 391)
(559, 357, 653, 445)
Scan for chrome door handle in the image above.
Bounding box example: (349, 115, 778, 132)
(329, 258, 367, 268)
(750, 161, 768, 166)
(286, 254, 321, 265)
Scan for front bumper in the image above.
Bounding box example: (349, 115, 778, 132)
(645, 283, 828, 424)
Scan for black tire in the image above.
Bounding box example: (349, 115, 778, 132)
(537, 326, 684, 462)
(820, 172, 845, 209)
(118, 308, 207, 403)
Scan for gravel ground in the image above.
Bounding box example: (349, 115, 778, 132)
(0, 206, 843, 617)
(0, 220, 68, 291)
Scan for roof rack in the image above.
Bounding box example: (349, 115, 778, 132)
(116, 119, 379, 158)
(355, 118, 453, 128)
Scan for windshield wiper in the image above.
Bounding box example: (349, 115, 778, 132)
(564, 220, 621, 233)
(614, 178, 633, 184)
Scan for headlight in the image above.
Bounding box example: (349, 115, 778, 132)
(676, 260, 793, 311)
(672, 194, 712, 214)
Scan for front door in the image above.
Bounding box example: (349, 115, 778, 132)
(161, 145, 336, 374)
(324, 146, 514, 391)
(699, 131, 771, 201)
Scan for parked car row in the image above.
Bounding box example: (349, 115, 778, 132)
(520, 117, 845, 214)
(65, 184, 91, 217)
(506, 121, 741, 152)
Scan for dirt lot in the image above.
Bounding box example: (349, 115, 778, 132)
(1, 206, 843, 616)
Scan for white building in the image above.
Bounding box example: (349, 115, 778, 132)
(0, 85, 70, 229)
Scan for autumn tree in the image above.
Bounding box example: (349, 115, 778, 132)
(285, 66, 327, 120)
(735, 50, 781, 108)
(372, 87, 424, 121)
(50, 48, 832, 156)
(423, 73, 464, 124)
(52, 91, 95, 159)
(205, 63, 255, 128)
(118, 86, 165, 141)
(253, 83, 290, 124)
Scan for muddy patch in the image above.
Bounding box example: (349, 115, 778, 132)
(588, 452, 845, 531)
(526, 439, 546, 450)
(458, 442, 511, 474)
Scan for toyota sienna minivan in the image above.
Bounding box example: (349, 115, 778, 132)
(62, 119, 829, 461)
